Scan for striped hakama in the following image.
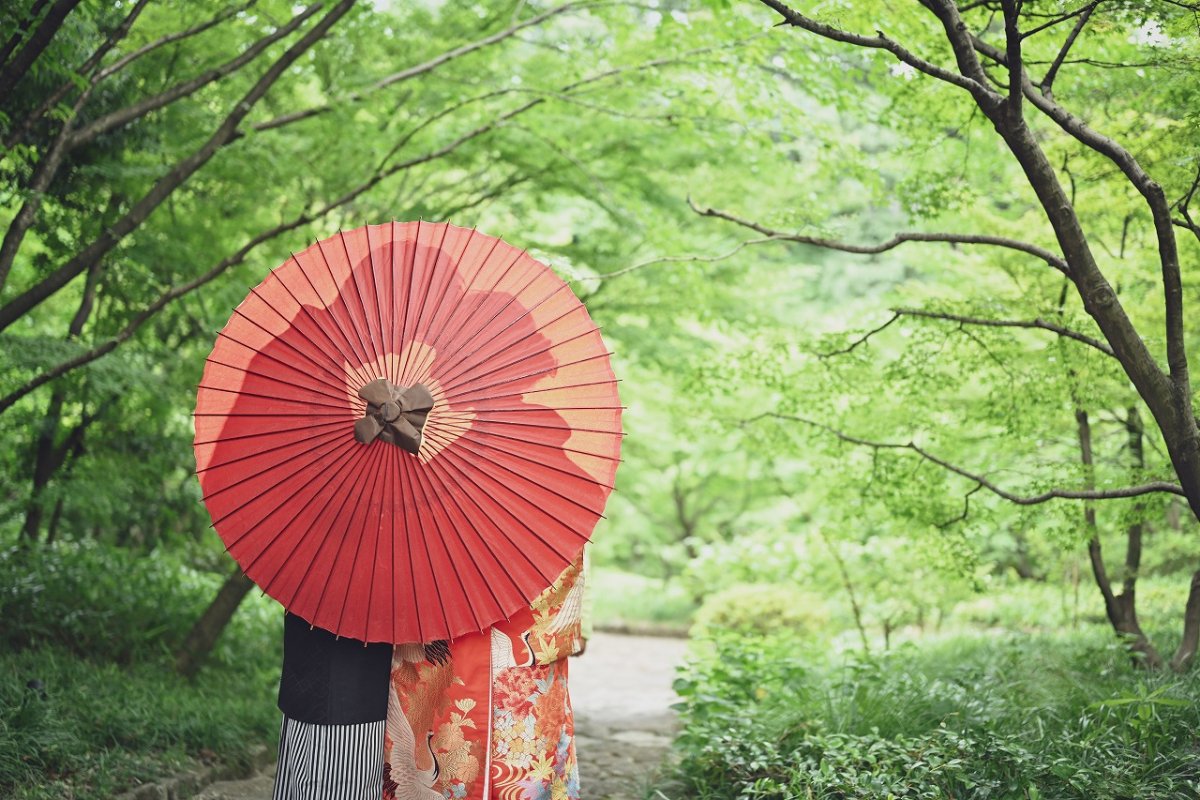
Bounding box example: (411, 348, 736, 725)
(272, 714, 386, 800)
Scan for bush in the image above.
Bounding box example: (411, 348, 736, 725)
(665, 630, 1200, 800)
(0, 539, 280, 673)
(692, 582, 830, 638)
(0, 539, 283, 798)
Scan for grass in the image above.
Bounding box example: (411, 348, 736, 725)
(0, 540, 283, 798)
(0, 645, 280, 799)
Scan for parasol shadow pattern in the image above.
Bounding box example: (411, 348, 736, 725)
(193, 222, 622, 644)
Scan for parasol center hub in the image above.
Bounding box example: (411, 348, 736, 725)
(352, 378, 435, 456)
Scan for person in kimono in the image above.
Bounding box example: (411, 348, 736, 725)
(272, 548, 592, 800)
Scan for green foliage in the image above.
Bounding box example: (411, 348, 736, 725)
(0, 644, 278, 798)
(693, 582, 830, 638)
(0, 539, 280, 671)
(0, 539, 281, 797)
(666, 630, 1200, 800)
(589, 568, 697, 627)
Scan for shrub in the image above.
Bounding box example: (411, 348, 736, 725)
(664, 630, 1200, 800)
(692, 582, 830, 638)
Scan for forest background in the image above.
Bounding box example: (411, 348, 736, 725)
(2, 0, 1200, 798)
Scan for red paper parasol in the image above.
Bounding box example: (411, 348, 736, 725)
(192, 221, 621, 644)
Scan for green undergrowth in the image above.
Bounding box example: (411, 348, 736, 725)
(662, 628, 1200, 800)
(0, 645, 280, 799)
(589, 568, 697, 628)
(0, 541, 282, 798)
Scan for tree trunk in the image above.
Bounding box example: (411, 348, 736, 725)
(1076, 408, 1163, 668)
(174, 565, 257, 679)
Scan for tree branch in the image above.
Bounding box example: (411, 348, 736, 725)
(1, 0, 155, 151)
(0, 0, 357, 335)
(0, 45, 706, 413)
(688, 197, 1070, 273)
(65, 3, 322, 150)
(824, 307, 1115, 358)
(969, 33, 1189, 393)
(0, 0, 82, 99)
(251, 1, 581, 135)
(759, 0, 991, 96)
(1038, 0, 1100, 97)
(749, 411, 1186, 503)
(1000, 0, 1023, 117)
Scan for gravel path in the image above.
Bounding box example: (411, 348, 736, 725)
(195, 631, 690, 800)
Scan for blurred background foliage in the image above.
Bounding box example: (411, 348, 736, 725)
(2, 0, 1199, 797)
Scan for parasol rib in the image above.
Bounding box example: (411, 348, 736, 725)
(235, 287, 362, 386)
(400, 227, 488, 388)
(439, 326, 600, 396)
(432, 295, 582, 391)
(364, 225, 392, 388)
(213, 328, 356, 401)
(265, 259, 376, 390)
(245, 439, 373, 588)
(209, 434, 360, 532)
(192, 417, 343, 448)
(440, 351, 614, 403)
(426, 261, 561, 385)
(445, 432, 617, 490)
(452, 377, 618, 402)
(308, 443, 387, 637)
(401, 450, 454, 642)
(314, 237, 379, 378)
(430, 431, 611, 515)
(396, 222, 448, 387)
(417, 435, 562, 588)
(336, 229, 386, 375)
(406, 452, 505, 633)
(395, 440, 426, 643)
(423, 426, 588, 560)
(453, 424, 622, 463)
(203, 355, 352, 407)
(418, 239, 527, 361)
(334, 441, 387, 639)
(195, 420, 347, 472)
(195, 383, 350, 413)
(432, 417, 623, 438)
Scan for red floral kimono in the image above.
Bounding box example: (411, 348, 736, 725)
(383, 552, 586, 800)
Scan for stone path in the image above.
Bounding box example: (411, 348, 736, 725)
(195, 632, 690, 800)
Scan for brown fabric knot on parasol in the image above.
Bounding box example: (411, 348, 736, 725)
(352, 378, 434, 455)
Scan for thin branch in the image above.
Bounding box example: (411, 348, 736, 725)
(0, 46, 707, 412)
(66, 3, 322, 149)
(891, 306, 1115, 356)
(579, 237, 775, 281)
(759, 0, 990, 96)
(94, 0, 257, 83)
(937, 482, 984, 528)
(0, 2, 318, 290)
(0, 0, 82, 98)
(252, 1, 581, 134)
(1039, 0, 1100, 96)
(969, 33, 1190, 390)
(1021, 0, 1098, 40)
(1174, 160, 1200, 248)
(0, 0, 356, 335)
(749, 411, 1186, 502)
(689, 197, 1070, 273)
(819, 312, 901, 357)
(2, 0, 154, 150)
